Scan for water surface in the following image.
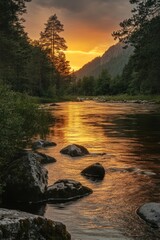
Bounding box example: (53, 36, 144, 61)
(41, 101, 160, 240)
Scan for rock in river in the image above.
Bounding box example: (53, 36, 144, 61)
(34, 152, 56, 164)
(45, 179, 93, 202)
(0, 208, 71, 240)
(137, 202, 160, 227)
(81, 163, 105, 180)
(2, 151, 48, 203)
(60, 144, 89, 157)
(32, 139, 57, 150)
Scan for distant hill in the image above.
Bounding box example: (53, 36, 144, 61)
(75, 43, 133, 78)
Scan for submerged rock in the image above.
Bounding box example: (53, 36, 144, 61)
(0, 208, 71, 240)
(137, 202, 160, 227)
(32, 140, 56, 150)
(60, 144, 89, 157)
(81, 163, 105, 180)
(45, 179, 93, 202)
(2, 151, 48, 203)
(34, 152, 56, 164)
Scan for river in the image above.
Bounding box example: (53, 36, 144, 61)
(41, 101, 160, 240)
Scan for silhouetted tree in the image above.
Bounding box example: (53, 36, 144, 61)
(40, 14, 70, 92)
(112, 0, 160, 94)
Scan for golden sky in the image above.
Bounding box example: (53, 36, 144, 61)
(25, 0, 131, 70)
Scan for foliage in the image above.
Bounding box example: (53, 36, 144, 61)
(0, 84, 51, 159)
(40, 14, 70, 91)
(0, 1, 71, 98)
(112, 0, 160, 94)
(0, 0, 31, 34)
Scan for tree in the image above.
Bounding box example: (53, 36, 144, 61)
(0, 0, 31, 34)
(40, 14, 70, 85)
(112, 0, 160, 46)
(95, 70, 111, 95)
(112, 0, 160, 94)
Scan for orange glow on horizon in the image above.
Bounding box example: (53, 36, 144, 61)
(24, 2, 120, 71)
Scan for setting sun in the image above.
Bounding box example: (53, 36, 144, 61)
(25, 0, 131, 70)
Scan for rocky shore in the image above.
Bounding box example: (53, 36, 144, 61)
(1, 139, 159, 239)
(0, 142, 95, 239)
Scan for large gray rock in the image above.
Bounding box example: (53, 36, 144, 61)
(0, 208, 71, 240)
(45, 179, 93, 202)
(2, 151, 48, 203)
(60, 144, 89, 157)
(137, 202, 160, 227)
(81, 163, 105, 180)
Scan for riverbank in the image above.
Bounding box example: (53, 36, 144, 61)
(33, 94, 160, 104)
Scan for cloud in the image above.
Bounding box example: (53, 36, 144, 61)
(34, 0, 131, 26)
(25, 0, 131, 70)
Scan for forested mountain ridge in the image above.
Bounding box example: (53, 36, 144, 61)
(75, 43, 133, 78)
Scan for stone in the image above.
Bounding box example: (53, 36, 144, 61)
(81, 163, 105, 180)
(2, 151, 48, 203)
(0, 208, 71, 240)
(45, 179, 93, 202)
(60, 144, 89, 157)
(32, 140, 56, 150)
(137, 202, 160, 227)
(50, 103, 59, 106)
(34, 152, 56, 164)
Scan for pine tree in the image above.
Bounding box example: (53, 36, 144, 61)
(40, 14, 70, 91)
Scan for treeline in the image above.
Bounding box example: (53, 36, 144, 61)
(0, 1, 59, 161)
(0, 0, 70, 98)
(68, 71, 122, 96)
(113, 0, 160, 95)
(74, 0, 160, 96)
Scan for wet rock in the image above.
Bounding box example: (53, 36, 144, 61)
(34, 152, 56, 164)
(32, 140, 56, 150)
(50, 103, 59, 106)
(0, 208, 71, 240)
(137, 202, 160, 228)
(81, 163, 105, 180)
(45, 179, 93, 202)
(60, 144, 89, 157)
(2, 151, 48, 203)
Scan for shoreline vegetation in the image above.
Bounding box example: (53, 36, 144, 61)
(35, 94, 160, 104)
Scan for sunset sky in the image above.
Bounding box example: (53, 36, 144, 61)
(25, 0, 131, 70)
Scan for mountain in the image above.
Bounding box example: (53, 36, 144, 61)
(75, 43, 133, 78)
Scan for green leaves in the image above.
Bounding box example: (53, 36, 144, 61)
(0, 84, 51, 159)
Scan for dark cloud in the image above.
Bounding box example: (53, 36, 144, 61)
(34, 0, 131, 31)
(35, 0, 130, 14)
(34, 0, 86, 12)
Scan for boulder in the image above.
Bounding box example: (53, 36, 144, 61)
(32, 140, 56, 150)
(34, 152, 56, 164)
(45, 179, 93, 202)
(137, 202, 160, 227)
(0, 208, 71, 240)
(81, 163, 105, 180)
(60, 144, 89, 157)
(2, 151, 48, 203)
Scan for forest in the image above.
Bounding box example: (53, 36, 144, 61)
(73, 0, 160, 96)
(0, 0, 160, 98)
(0, 0, 160, 161)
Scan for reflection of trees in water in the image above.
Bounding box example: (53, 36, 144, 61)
(95, 112, 160, 155)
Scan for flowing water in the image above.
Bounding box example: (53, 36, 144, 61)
(40, 101, 160, 239)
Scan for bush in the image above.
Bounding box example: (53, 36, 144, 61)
(0, 84, 52, 159)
